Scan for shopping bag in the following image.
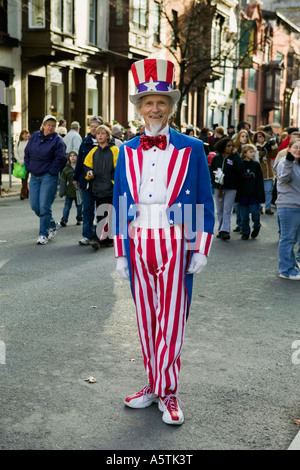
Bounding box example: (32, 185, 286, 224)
(12, 162, 27, 179)
(76, 187, 83, 205)
(59, 178, 66, 197)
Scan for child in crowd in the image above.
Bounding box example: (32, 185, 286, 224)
(59, 151, 83, 226)
(236, 144, 265, 240)
(83, 124, 119, 250)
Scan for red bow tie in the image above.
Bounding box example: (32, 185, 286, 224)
(140, 134, 167, 151)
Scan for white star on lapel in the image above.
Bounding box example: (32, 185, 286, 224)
(144, 77, 160, 92)
(178, 202, 182, 208)
(124, 192, 127, 197)
(186, 189, 191, 195)
(169, 219, 174, 225)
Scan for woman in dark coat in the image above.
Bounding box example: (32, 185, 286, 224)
(210, 137, 244, 240)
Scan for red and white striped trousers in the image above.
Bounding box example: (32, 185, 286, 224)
(129, 224, 189, 397)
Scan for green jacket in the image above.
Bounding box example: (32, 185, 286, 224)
(59, 163, 76, 198)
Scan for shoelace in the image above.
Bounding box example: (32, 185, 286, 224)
(143, 384, 152, 395)
(161, 394, 183, 410)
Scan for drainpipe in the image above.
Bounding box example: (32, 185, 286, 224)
(232, 0, 241, 127)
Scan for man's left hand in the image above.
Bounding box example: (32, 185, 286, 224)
(187, 253, 207, 274)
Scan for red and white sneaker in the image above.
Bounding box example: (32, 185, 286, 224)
(124, 385, 158, 409)
(158, 395, 184, 425)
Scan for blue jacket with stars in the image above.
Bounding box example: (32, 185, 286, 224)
(112, 127, 215, 313)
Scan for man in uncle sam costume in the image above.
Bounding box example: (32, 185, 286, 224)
(113, 58, 214, 425)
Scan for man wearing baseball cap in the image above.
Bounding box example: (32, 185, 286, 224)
(112, 58, 214, 425)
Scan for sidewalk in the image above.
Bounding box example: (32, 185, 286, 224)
(0, 173, 22, 198)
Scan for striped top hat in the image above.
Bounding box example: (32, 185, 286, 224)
(129, 58, 181, 105)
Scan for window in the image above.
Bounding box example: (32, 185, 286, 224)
(265, 74, 272, 100)
(133, 0, 147, 29)
(28, 0, 45, 28)
(264, 42, 270, 63)
(153, 2, 160, 44)
(247, 115, 257, 131)
(87, 75, 98, 117)
(276, 52, 284, 80)
(64, 0, 73, 34)
(0, 0, 7, 33)
(273, 103, 282, 125)
(51, 0, 74, 34)
(248, 68, 257, 91)
(115, 0, 124, 26)
(89, 0, 97, 44)
(50, 68, 64, 120)
(212, 16, 221, 57)
(52, 0, 62, 30)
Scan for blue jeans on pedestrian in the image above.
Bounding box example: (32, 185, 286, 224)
(235, 202, 241, 229)
(62, 197, 83, 223)
(296, 225, 300, 264)
(29, 173, 58, 237)
(240, 203, 261, 236)
(82, 189, 96, 240)
(277, 207, 300, 276)
(264, 179, 273, 210)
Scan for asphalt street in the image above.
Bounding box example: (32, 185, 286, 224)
(0, 191, 300, 451)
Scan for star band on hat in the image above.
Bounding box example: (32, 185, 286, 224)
(129, 58, 181, 105)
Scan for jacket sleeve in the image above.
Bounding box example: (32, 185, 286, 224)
(234, 153, 244, 175)
(112, 146, 127, 257)
(111, 145, 119, 183)
(74, 141, 85, 181)
(49, 136, 67, 176)
(276, 157, 294, 184)
(194, 141, 215, 256)
(59, 169, 67, 197)
(83, 147, 97, 180)
(24, 135, 33, 172)
(257, 163, 266, 203)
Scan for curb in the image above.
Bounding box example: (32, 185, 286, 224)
(0, 189, 20, 199)
(1, 174, 22, 199)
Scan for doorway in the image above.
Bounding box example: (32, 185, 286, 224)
(28, 75, 45, 133)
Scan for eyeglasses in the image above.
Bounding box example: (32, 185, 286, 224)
(291, 147, 300, 150)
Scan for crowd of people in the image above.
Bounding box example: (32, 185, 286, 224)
(4, 55, 300, 429)
(6, 111, 300, 282)
(195, 121, 300, 281)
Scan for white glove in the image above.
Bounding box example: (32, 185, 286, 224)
(116, 256, 130, 281)
(187, 253, 207, 274)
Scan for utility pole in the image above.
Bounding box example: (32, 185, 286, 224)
(232, 0, 241, 128)
(6, 87, 12, 189)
